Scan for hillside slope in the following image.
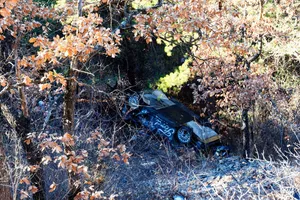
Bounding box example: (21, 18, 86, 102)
(101, 135, 300, 199)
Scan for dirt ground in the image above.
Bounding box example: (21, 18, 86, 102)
(100, 133, 300, 199)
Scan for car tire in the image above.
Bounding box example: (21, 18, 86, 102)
(176, 126, 192, 144)
(129, 95, 139, 109)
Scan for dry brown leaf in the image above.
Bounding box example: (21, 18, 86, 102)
(29, 186, 38, 194)
(20, 190, 29, 200)
(47, 71, 54, 82)
(24, 139, 31, 145)
(39, 83, 51, 91)
(10, 89, 15, 94)
(100, 139, 110, 147)
(29, 37, 36, 43)
(61, 133, 75, 146)
(1, 80, 7, 87)
(0, 8, 11, 17)
(49, 182, 57, 192)
(112, 153, 120, 161)
(53, 145, 63, 153)
(29, 165, 39, 172)
(117, 144, 126, 153)
(23, 76, 32, 86)
(20, 177, 30, 185)
(41, 155, 52, 165)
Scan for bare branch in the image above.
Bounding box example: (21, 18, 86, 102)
(73, 68, 95, 77)
(248, 35, 263, 63)
(0, 83, 10, 97)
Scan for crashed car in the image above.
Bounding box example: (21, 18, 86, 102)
(122, 90, 222, 150)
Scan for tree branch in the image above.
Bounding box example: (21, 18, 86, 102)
(0, 84, 10, 97)
(248, 35, 263, 63)
(245, 35, 263, 71)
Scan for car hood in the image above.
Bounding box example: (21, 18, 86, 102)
(186, 121, 221, 144)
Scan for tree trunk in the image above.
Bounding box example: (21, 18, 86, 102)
(242, 109, 251, 158)
(14, 38, 29, 118)
(63, 2, 84, 197)
(241, 35, 262, 158)
(11, 37, 44, 199)
(78, 0, 83, 17)
(62, 59, 80, 199)
(259, 0, 264, 21)
(63, 67, 76, 137)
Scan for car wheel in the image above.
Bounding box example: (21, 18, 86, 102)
(177, 126, 192, 144)
(129, 95, 139, 109)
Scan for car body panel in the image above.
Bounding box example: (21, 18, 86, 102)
(186, 121, 221, 144)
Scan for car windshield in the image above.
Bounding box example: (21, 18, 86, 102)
(157, 105, 194, 125)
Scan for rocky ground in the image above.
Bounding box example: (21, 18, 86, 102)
(101, 134, 300, 200)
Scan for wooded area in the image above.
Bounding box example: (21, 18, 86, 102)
(0, 0, 299, 199)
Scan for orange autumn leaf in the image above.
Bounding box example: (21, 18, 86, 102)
(20, 177, 30, 185)
(29, 165, 39, 172)
(100, 139, 110, 147)
(32, 40, 40, 47)
(32, 21, 41, 28)
(122, 152, 131, 165)
(64, 48, 73, 57)
(112, 153, 120, 161)
(30, 55, 36, 60)
(47, 71, 54, 82)
(99, 149, 110, 157)
(52, 144, 63, 153)
(117, 144, 126, 153)
(57, 156, 67, 168)
(49, 182, 57, 192)
(71, 163, 77, 173)
(62, 133, 72, 140)
(0, 8, 11, 17)
(20, 190, 29, 200)
(66, 8, 74, 15)
(29, 37, 36, 43)
(41, 155, 52, 165)
(106, 46, 120, 58)
(19, 58, 30, 67)
(61, 133, 75, 146)
(146, 37, 152, 44)
(123, 156, 129, 165)
(1, 80, 7, 87)
(8, 0, 19, 6)
(24, 139, 31, 145)
(11, 31, 16, 38)
(57, 77, 66, 86)
(29, 186, 38, 194)
(44, 52, 53, 61)
(39, 83, 51, 91)
(23, 76, 32, 86)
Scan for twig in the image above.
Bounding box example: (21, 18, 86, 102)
(73, 68, 95, 76)
(0, 84, 10, 97)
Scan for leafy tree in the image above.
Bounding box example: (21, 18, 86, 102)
(1, 0, 56, 199)
(1, 0, 123, 199)
(133, 0, 299, 156)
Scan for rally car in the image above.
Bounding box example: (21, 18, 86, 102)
(122, 90, 222, 150)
